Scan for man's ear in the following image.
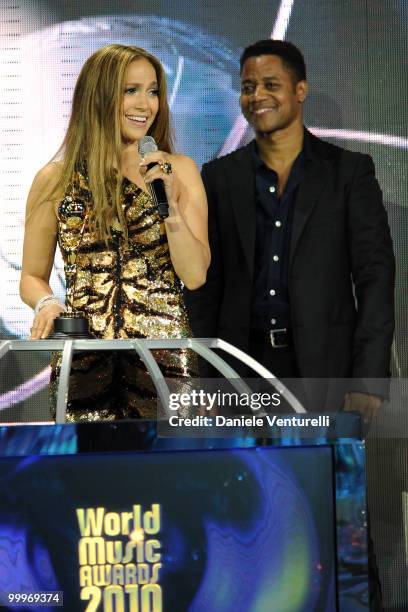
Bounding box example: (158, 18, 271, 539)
(296, 80, 308, 103)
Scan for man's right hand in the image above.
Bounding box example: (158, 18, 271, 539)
(343, 391, 382, 424)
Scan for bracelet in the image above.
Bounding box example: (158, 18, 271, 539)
(34, 295, 66, 316)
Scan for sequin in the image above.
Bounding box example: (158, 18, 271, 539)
(50, 170, 197, 421)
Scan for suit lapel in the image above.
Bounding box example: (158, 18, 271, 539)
(226, 145, 256, 276)
(224, 134, 332, 273)
(289, 143, 330, 267)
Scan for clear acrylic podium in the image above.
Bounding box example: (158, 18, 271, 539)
(0, 338, 368, 609)
(0, 337, 306, 424)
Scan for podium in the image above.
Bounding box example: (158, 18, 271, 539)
(0, 338, 306, 423)
(0, 340, 368, 610)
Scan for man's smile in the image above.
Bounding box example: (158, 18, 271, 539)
(250, 107, 278, 115)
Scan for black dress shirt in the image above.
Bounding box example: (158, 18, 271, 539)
(251, 131, 312, 332)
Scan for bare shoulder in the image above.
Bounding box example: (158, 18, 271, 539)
(170, 153, 200, 178)
(26, 162, 63, 218)
(31, 161, 62, 190)
(27, 161, 62, 206)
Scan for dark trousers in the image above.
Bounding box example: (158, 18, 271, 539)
(249, 329, 383, 611)
(367, 516, 384, 611)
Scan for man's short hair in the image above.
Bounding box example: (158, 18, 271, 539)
(240, 40, 306, 84)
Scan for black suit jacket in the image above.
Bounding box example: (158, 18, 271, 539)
(184, 131, 395, 396)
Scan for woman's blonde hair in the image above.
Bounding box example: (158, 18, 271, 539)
(55, 44, 174, 240)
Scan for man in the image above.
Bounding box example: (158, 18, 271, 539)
(185, 40, 394, 610)
(184, 39, 395, 421)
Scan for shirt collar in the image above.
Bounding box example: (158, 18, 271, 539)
(302, 128, 313, 162)
(251, 126, 313, 169)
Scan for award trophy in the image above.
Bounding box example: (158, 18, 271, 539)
(52, 304, 91, 339)
(51, 216, 91, 339)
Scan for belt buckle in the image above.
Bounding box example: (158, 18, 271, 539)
(270, 328, 288, 348)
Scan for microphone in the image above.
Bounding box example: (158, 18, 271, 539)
(138, 135, 169, 219)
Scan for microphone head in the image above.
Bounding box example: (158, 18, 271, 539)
(138, 135, 158, 158)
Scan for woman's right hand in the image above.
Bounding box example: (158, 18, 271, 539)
(30, 302, 66, 340)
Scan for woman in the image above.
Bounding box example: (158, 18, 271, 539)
(20, 44, 210, 420)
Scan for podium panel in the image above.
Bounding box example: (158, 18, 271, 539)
(0, 423, 368, 611)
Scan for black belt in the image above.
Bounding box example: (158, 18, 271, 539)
(250, 327, 293, 349)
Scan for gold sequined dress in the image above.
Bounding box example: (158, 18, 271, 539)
(50, 168, 196, 421)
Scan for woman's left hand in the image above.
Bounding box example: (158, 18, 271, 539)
(139, 151, 174, 202)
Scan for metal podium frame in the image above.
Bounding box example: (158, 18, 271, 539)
(0, 338, 306, 423)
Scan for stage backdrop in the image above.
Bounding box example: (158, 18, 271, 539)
(0, 1, 407, 609)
